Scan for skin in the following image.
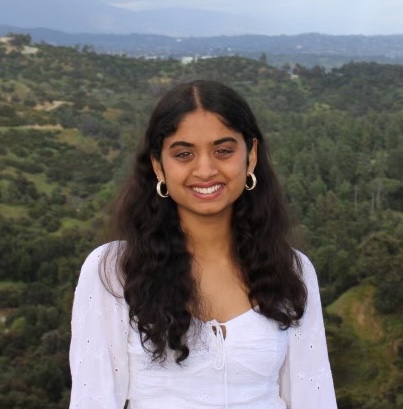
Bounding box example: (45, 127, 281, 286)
(152, 109, 258, 325)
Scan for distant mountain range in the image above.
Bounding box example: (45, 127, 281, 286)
(1, 25, 403, 69)
(0, 3, 275, 37)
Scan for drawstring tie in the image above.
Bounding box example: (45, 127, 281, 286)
(206, 320, 228, 409)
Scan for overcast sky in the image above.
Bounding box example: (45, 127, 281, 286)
(109, 0, 403, 35)
(1, 0, 402, 36)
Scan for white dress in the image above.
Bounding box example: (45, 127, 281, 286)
(69, 243, 338, 409)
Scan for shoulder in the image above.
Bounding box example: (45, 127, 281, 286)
(293, 249, 318, 289)
(78, 240, 126, 297)
(82, 240, 124, 264)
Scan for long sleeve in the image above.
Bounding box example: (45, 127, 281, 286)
(69, 243, 130, 409)
(279, 252, 338, 409)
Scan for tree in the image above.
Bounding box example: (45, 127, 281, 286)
(8, 33, 32, 47)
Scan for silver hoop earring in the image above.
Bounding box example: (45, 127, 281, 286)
(156, 180, 169, 198)
(245, 172, 257, 191)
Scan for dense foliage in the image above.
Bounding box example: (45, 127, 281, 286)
(1, 36, 403, 408)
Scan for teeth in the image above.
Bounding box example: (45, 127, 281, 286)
(192, 184, 221, 194)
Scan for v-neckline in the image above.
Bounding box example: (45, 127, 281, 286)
(195, 307, 256, 326)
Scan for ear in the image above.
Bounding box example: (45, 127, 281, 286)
(248, 138, 258, 173)
(151, 155, 165, 181)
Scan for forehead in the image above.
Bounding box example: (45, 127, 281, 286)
(163, 110, 243, 146)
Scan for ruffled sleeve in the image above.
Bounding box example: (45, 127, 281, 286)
(279, 252, 338, 409)
(69, 243, 130, 409)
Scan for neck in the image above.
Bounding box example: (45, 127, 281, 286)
(180, 213, 233, 261)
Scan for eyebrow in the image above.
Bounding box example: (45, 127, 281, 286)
(168, 137, 238, 149)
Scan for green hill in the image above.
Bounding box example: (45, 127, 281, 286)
(327, 282, 403, 408)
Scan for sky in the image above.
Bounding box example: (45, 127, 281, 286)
(109, 0, 403, 35)
(1, 0, 402, 36)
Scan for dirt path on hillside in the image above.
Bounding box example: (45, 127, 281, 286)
(34, 100, 70, 111)
(352, 297, 384, 340)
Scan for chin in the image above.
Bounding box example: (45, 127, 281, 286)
(187, 204, 234, 219)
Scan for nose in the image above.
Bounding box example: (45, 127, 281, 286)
(192, 153, 218, 180)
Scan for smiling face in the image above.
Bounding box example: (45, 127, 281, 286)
(152, 109, 257, 223)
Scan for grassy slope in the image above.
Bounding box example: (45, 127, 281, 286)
(327, 282, 402, 403)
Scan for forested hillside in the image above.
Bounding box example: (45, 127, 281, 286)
(1, 35, 403, 409)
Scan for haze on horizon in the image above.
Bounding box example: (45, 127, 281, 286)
(111, 0, 402, 35)
(1, 0, 402, 37)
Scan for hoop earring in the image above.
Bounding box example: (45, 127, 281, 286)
(156, 180, 169, 198)
(245, 172, 257, 191)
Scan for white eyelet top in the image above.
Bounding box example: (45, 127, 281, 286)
(69, 243, 338, 409)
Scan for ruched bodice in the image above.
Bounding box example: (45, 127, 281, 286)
(128, 308, 287, 408)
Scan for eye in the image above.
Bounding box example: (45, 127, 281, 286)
(174, 151, 193, 160)
(215, 148, 233, 157)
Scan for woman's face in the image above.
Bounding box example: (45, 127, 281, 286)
(152, 109, 257, 221)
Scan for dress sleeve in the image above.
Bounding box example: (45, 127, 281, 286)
(69, 243, 130, 409)
(279, 252, 338, 409)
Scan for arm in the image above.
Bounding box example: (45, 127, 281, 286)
(69, 243, 130, 409)
(279, 252, 338, 409)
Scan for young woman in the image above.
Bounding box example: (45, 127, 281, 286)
(69, 80, 337, 409)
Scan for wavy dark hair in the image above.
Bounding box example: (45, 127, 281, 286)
(106, 80, 307, 363)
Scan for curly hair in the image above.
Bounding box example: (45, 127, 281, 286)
(105, 80, 307, 364)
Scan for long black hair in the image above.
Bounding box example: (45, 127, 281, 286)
(106, 80, 307, 363)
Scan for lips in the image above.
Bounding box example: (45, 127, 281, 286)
(191, 183, 223, 195)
